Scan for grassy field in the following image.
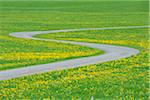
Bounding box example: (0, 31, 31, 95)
(0, 0, 149, 99)
(0, 1, 105, 70)
(0, 36, 101, 70)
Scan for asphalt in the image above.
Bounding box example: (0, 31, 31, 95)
(0, 25, 149, 81)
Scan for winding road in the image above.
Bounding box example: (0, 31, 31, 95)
(0, 26, 149, 81)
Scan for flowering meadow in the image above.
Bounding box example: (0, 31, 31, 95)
(0, 0, 149, 99)
(1, 28, 149, 99)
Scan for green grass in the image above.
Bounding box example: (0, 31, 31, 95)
(0, 1, 108, 70)
(0, 36, 102, 70)
(0, 0, 149, 99)
(1, 28, 149, 99)
(36, 28, 148, 50)
(1, 0, 148, 70)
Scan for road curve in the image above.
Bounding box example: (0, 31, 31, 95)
(0, 26, 149, 81)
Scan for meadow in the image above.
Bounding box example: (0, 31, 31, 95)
(0, 0, 149, 99)
(0, 1, 105, 70)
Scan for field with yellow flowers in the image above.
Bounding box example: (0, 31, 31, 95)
(0, 0, 149, 99)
